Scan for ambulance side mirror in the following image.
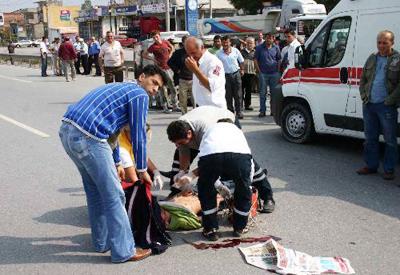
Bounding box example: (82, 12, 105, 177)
(295, 45, 307, 70)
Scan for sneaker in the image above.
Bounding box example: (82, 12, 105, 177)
(232, 227, 249, 237)
(383, 172, 395, 180)
(163, 108, 172, 114)
(66, 79, 70, 82)
(356, 167, 377, 175)
(258, 112, 266, 118)
(202, 228, 219, 241)
(260, 199, 275, 213)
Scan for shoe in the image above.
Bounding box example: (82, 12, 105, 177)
(260, 199, 275, 213)
(383, 172, 395, 180)
(202, 228, 219, 241)
(128, 248, 151, 262)
(66, 79, 70, 82)
(237, 113, 244, 119)
(245, 106, 254, 111)
(72, 78, 76, 81)
(258, 112, 266, 118)
(356, 167, 377, 175)
(163, 109, 172, 114)
(232, 227, 249, 237)
(172, 107, 181, 113)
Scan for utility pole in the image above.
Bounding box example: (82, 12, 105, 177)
(209, 0, 213, 18)
(165, 0, 170, 31)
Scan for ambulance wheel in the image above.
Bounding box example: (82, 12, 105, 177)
(281, 102, 314, 144)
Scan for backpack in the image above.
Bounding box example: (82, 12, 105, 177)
(123, 181, 172, 254)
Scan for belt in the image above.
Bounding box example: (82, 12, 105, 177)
(225, 70, 239, 76)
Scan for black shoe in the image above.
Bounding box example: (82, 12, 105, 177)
(202, 229, 219, 241)
(258, 112, 266, 117)
(260, 199, 275, 213)
(232, 227, 249, 237)
(245, 107, 254, 111)
(237, 113, 244, 119)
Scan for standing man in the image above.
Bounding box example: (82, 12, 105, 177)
(7, 41, 15, 65)
(39, 37, 49, 77)
(59, 65, 166, 263)
(217, 36, 245, 119)
(58, 37, 77, 82)
(49, 37, 62, 76)
(143, 30, 179, 113)
(73, 35, 82, 74)
(79, 38, 89, 75)
(357, 30, 400, 180)
(241, 37, 257, 111)
(254, 33, 281, 117)
(208, 35, 222, 55)
(168, 35, 194, 114)
(88, 36, 102, 76)
(256, 32, 264, 46)
(184, 37, 226, 108)
(284, 30, 301, 69)
(99, 31, 125, 83)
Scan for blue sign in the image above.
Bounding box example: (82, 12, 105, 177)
(185, 0, 198, 36)
(115, 5, 137, 15)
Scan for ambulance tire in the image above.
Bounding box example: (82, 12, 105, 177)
(281, 102, 314, 144)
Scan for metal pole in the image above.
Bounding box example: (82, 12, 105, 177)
(165, 0, 170, 31)
(210, 0, 213, 18)
(174, 6, 178, 31)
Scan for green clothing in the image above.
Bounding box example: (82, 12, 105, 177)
(160, 204, 201, 231)
(208, 47, 221, 55)
(359, 50, 400, 106)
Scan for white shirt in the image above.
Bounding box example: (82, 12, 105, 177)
(39, 42, 48, 54)
(80, 42, 88, 55)
(120, 147, 135, 168)
(287, 39, 301, 69)
(198, 122, 251, 158)
(193, 50, 226, 108)
(100, 41, 123, 67)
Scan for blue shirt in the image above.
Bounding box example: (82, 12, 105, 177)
(62, 82, 149, 171)
(88, 41, 101, 55)
(216, 47, 244, 74)
(255, 43, 281, 74)
(370, 55, 388, 103)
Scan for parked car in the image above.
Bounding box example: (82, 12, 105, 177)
(12, 39, 33, 48)
(32, 39, 42, 47)
(114, 35, 137, 48)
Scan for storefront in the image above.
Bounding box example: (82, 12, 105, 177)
(77, 6, 107, 40)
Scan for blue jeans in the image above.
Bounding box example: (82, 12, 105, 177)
(259, 72, 280, 113)
(41, 55, 47, 76)
(363, 103, 398, 173)
(59, 122, 135, 262)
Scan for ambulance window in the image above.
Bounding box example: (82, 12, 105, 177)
(308, 23, 329, 67)
(324, 17, 351, 67)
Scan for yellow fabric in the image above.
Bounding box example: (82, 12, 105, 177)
(118, 130, 135, 163)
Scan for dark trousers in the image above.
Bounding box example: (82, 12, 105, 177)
(80, 54, 89, 75)
(169, 148, 273, 201)
(88, 54, 101, 76)
(104, 66, 124, 84)
(74, 53, 81, 74)
(242, 73, 257, 108)
(198, 153, 252, 231)
(225, 71, 242, 115)
(41, 55, 47, 76)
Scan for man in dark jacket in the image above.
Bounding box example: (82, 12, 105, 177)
(168, 36, 194, 114)
(7, 41, 15, 65)
(58, 37, 77, 82)
(357, 30, 400, 180)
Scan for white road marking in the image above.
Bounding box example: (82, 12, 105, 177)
(0, 74, 32, 83)
(0, 113, 50, 138)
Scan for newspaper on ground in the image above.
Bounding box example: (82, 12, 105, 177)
(238, 239, 355, 275)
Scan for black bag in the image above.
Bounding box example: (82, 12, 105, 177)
(124, 181, 172, 254)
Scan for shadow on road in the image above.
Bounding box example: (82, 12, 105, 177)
(33, 206, 90, 228)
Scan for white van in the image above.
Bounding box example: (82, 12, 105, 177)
(272, 0, 400, 143)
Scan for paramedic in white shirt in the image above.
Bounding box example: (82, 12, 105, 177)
(184, 37, 227, 109)
(284, 30, 301, 69)
(39, 37, 48, 77)
(174, 120, 254, 241)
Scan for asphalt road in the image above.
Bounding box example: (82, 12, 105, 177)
(0, 64, 399, 275)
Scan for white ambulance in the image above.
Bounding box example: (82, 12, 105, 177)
(272, 0, 400, 143)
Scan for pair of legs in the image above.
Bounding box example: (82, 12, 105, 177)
(198, 153, 253, 232)
(104, 66, 124, 84)
(80, 54, 90, 75)
(52, 55, 62, 75)
(160, 68, 179, 111)
(259, 72, 280, 115)
(178, 79, 195, 114)
(41, 55, 47, 76)
(225, 71, 243, 117)
(75, 54, 81, 74)
(88, 54, 102, 76)
(362, 102, 398, 173)
(62, 60, 76, 82)
(59, 122, 135, 262)
(241, 73, 257, 109)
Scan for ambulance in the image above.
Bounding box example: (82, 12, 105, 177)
(272, 0, 400, 143)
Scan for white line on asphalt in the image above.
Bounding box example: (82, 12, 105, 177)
(0, 113, 50, 138)
(0, 74, 32, 83)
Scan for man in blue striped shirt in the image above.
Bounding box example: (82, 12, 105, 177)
(59, 65, 166, 263)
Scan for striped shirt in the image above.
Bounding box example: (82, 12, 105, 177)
(62, 82, 149, 171)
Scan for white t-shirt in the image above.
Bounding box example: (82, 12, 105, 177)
(120, 147, 135, 168)
(100, 41, 123, 67)
(39, 42, 48, 54)
(192, 50, 227, 109)
(80, 42, 88, 55)
(198, 122, 251, 158)
(287, 39, 301, 69)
